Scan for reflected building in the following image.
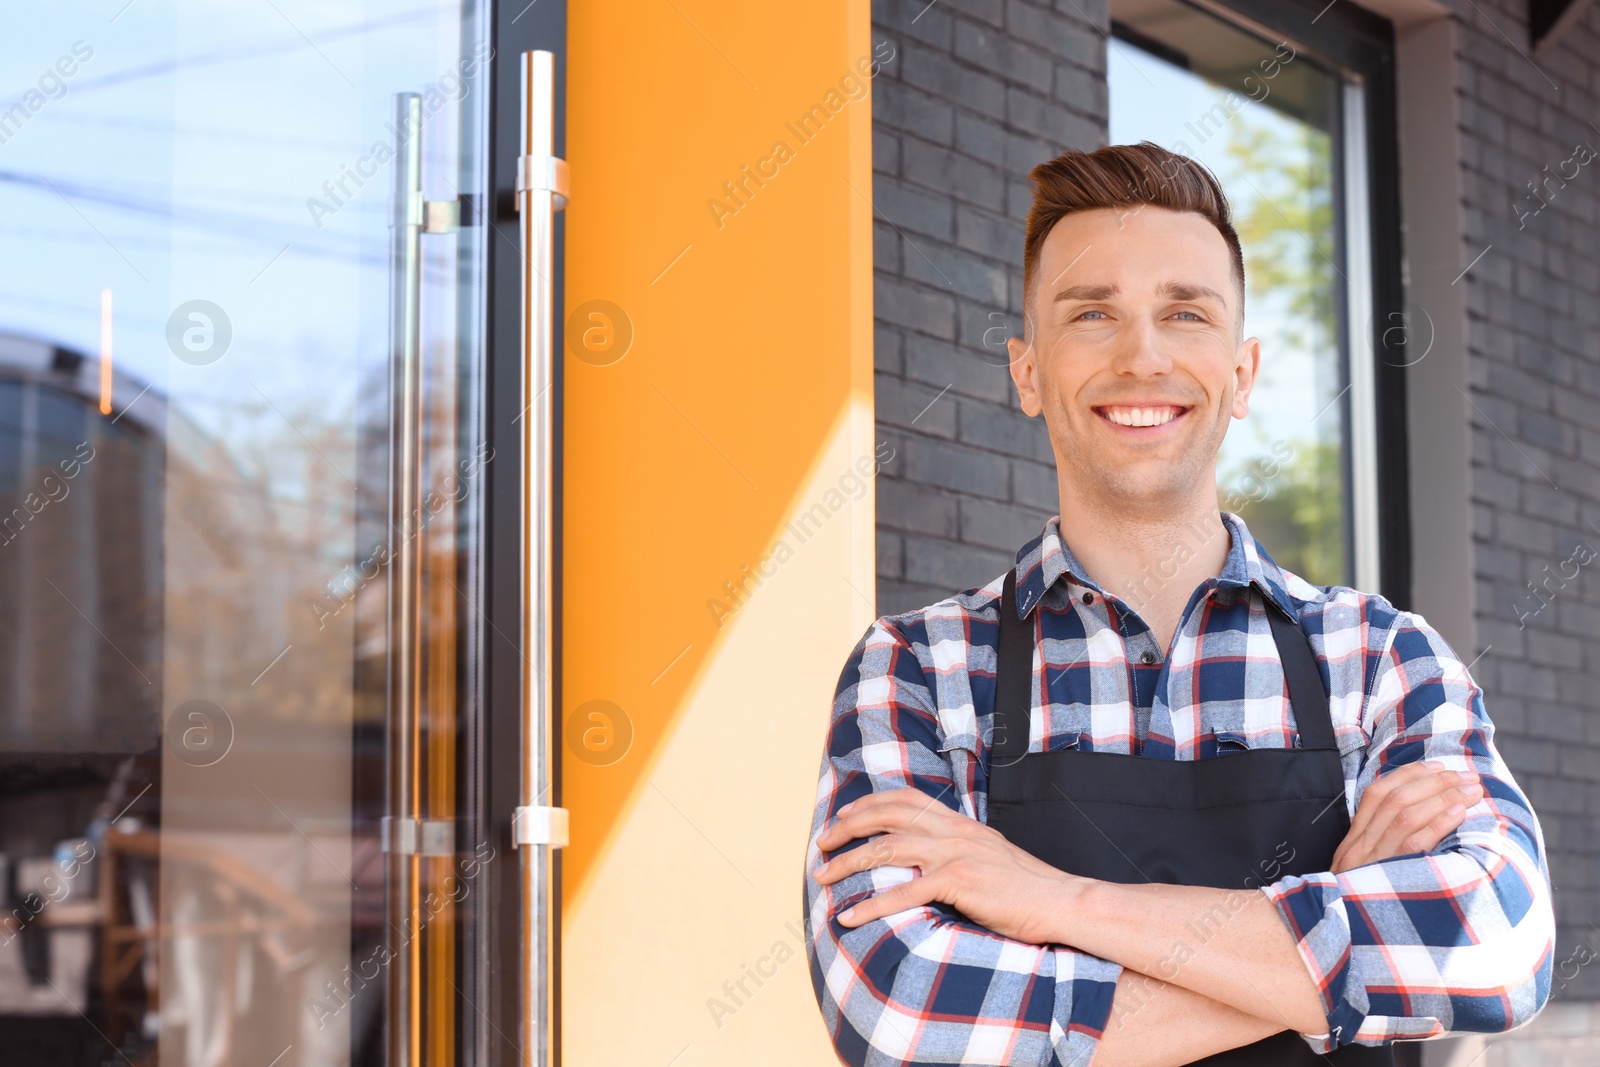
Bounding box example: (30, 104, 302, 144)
(0, 330, 389, 1065)
(0, 328, 166, 1058)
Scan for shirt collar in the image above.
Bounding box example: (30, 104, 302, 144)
(1010, 509, 1299, 621)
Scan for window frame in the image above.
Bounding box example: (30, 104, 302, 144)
(1110, 0, 1411, 605)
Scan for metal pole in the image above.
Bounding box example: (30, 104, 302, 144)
(387, 90, 425, 1067)
(514, 49, 569, 1067)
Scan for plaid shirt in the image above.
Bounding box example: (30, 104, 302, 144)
(804, 510, 1554, 1065)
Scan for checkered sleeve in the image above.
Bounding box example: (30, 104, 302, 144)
(1261, 607, 1555, 1051)
(804, 618, 1123, 1066)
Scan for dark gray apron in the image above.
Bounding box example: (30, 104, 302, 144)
(985, 568, 1394, 1065)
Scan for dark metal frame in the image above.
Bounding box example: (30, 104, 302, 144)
(481, 2, 567, 1065)
(1228, 0, 1411, 611)
(1531, 0, 1587, 49)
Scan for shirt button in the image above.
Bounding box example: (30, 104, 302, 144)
(1081, 591, 1093, 604)
(1140, 650, 1157, 665)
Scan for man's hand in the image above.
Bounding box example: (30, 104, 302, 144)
(812, 787, 1077, 944)
(1331, 759, 1482, 873)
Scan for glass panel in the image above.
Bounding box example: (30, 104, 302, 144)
(0, 4, 491, 1065)
(1109, 1, 1349, 585)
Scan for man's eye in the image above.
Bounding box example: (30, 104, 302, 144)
(1172, 310, 1205, 321)
(1075, 309, 1108, 321)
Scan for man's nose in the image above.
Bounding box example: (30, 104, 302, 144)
(1109, 316, 1172, 376)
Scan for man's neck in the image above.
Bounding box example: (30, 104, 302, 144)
(1053, 488, 1231, 621)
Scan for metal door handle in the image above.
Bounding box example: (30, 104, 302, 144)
(385, 87, 468, 1067)
(387, 89, 426, 1067)
(514, 48, 569, 1067)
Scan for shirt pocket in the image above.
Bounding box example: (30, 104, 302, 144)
(1205, 729, 1255, 756)
(978, 726, 1084, 773)
(1044, 729, 1085, 753)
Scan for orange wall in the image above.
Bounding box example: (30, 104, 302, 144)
(562, 0, 876, 1062)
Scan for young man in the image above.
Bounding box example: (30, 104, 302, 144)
(803, 143, 1554, 1066)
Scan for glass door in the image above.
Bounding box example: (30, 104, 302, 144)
(0, 3, 494, 1065)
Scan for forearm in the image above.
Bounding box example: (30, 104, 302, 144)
(1091, 970, 1285, 1067)
(1265, 844, 1554, 1042)
(809, 902, 1123, 1067)
(1049, 877, 1328, 1037)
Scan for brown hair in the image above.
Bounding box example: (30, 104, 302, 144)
(1020, 141, 1244, 341)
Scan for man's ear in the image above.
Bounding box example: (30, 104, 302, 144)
(1008, 333, 1043, 417)
(1231, 335, 1262, 420)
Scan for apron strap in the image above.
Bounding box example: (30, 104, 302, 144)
(988, 568, 1338, 761)
(1262, 595, 1337, 751)
(991, 568, 1033, 762)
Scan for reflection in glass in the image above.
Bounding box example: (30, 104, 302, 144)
(0, 4, 490, 1065)
(1110, 3, 1348, 585)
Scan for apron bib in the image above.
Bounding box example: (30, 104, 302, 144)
(985, 568, 1393, 1065)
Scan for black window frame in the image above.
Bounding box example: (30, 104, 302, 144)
(483, 3, 568, 1067)
(1112, 0, 1412, 608)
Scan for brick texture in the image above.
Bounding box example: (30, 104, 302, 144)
(1446, 0, 1600, 1009)
(871, 0, 1099, 615)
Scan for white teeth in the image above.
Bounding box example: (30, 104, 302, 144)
(1102, 406, 1180, 427)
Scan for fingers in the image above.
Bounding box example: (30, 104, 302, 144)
(1354, 761, 1478, 846)
(1344, 790, 1465, 870)
(1388, 762, 1479, 811)
(1352, 760, 1440, 821)
(1336, 766, 1421, 868)
(836, 875, 939, 927)
(1336, 761, 1484, 871)
(1335, 791, 1461, 872)
(815, 788, 962, 850)
(1397, 792, 1477, 855)
(814, 833, 930, 885)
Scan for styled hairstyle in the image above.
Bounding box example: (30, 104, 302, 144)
(1020, 141, 1245, 341)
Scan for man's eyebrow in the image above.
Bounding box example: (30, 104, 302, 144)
(1051, 283, 1117, 303)
(1050, 280, 1230, 306)
(1159, 281, 1229, 305)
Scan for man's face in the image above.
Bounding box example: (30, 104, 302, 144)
(1006, 205, 1260, 513)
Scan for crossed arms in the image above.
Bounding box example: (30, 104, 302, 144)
(802, 613, 1555, 1066)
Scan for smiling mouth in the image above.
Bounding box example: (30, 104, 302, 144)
(1093, 404, 1191, 428)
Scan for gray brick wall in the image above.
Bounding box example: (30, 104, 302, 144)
(872, 0, 1104, 615)
(1447, 0, 1600, 1009)
(870, 0, 1600, 1027)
